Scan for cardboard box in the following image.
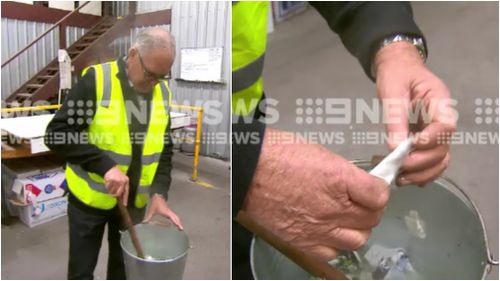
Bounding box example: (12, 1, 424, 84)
(14, 196, 68, 228)
(11, 170, 66, 204)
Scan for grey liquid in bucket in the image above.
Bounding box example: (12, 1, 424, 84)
(121, 223, 189, 280)
(251, 160, 497, 279)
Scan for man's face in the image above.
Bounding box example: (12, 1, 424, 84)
(128, 47, 174, 93)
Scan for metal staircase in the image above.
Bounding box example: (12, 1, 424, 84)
(2, 2, 172, 108)
(4, 16, 130, 105)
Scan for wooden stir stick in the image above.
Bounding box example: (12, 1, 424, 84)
(117, 201, 145, 259)
(236, 210, 347, 279)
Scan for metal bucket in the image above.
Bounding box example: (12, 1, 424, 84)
(120, 223, 189, 280)
(251, 160, 498, 279)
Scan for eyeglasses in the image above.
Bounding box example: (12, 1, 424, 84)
(137, 50, 171, 81)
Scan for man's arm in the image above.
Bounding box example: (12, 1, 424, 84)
(311, 1, 455, 186)
(44, 69, 116, 176)
(309, 1, 425, 80)
(143, 117, 183, 230)
(149, 118, 174, 199)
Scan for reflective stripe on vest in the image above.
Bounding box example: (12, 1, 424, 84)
(67, 60, 171, 210)
(232, 2, 268, 116)
(101, 149, 162, 166)
(68, 164, 150, 194)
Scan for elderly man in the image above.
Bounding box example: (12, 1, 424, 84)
(45, 27, 183, 279)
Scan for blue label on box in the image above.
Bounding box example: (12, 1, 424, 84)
(31, 203, 45, 217)
(48, 199, 66, 209)
(44, 184, 55, 194)
(30, 173, 51, 181)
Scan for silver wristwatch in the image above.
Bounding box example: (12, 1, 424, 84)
(153, 193, 166, 200)
(380, 34, 427, 61)
(372, 34, 427, 77)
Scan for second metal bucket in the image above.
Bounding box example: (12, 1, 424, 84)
(120, 223, 189, 280)
(250, 160, 497, 279)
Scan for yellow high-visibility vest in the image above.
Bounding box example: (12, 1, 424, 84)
(65, 60, 172, 210)
(232, 1, 268, 117)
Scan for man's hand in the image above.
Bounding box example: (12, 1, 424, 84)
(104, 166, 130, 206)
(243, 129, 389, 261)
(143, 194, 184, 230)
(374, 41, 457, 186)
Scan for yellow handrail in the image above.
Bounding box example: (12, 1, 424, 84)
(1, 104, 61, 113)
(170, 104, 202, 111)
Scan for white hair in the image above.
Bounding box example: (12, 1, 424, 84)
(132, 27, 176, 57)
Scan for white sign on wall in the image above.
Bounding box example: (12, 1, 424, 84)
(179, 47, 223, 83)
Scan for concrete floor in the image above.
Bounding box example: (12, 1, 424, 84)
(264, 2, 498, 279)
(1, 152, 230, 279)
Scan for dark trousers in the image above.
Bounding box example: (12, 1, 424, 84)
(67, 194, 145, 280)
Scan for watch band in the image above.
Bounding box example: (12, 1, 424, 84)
(153, 193, 166, 200)
(380, 34, 427, 62)
(372, 34, 427, 77)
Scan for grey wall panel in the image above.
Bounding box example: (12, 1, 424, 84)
(112, 1, 172, 16)
(168, 1, 230, 159)
(137, 1, 173, 14)
(66, 26, 88, 47)
(111, 2, 230, 158)
(111, 1, 129, 17)
(1, 18, 87, 100)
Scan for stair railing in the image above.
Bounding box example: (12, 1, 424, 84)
(1, 1, 91, 68)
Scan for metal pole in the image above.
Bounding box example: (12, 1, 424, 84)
(191, 108, 203, 181)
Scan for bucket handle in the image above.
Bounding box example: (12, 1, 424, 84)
(488, 253, 499, 266)
(441, 176, 499, 269)
(146, 220, 173, 228)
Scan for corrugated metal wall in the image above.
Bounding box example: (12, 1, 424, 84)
(137, 1, 172, 14)
(169, 1, 230, 159)
(111, 1, 230, 159)
(1, 18, 87, 100)
(111, 1, 129, 17)
(111, 2, 172, 17)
